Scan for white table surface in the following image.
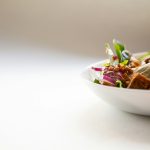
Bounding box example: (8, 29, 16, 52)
(0, 43, 150, 150)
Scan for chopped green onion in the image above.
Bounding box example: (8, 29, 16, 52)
(105, 43, 114, 65)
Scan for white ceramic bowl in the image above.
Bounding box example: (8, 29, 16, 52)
(81, 52, 150, 115)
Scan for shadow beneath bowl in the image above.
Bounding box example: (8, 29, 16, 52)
(80, 101, 150, 144)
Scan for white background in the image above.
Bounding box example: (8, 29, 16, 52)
(0, 42, 150, 150)
(0, 0, 150, 149)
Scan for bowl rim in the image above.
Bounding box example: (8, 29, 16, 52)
(81, 51, 150, 93)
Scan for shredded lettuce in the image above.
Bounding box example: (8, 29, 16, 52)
(138, 52, 150, 61)
(105, 43, 114, 65)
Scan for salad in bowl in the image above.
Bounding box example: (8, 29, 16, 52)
(82, 39, 150, 115)
(91, 39, 150, 89)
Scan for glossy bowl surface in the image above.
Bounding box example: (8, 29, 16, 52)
(81, 52, 150, 115)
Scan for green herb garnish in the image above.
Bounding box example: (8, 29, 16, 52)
(113, 39, 125, 63)
(94, 79, 100, 84)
